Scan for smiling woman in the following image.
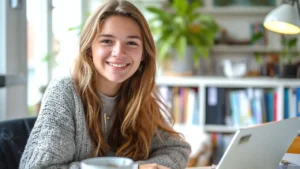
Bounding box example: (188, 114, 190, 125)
(19, 0, 191, 169)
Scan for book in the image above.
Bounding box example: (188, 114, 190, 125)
(205, 87, 226, 125)
(284, 88, 290, 119)
(295, 87, 300, 117)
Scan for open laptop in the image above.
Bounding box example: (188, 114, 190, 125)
(217, 117, 300, 169)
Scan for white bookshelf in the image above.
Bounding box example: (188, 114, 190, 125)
(199, 7, 273, 15)
(156, 76, 300, 133)
(156, 76, 300, 87)
(212, 45, 300, 54)
(212, 45, 283, 54)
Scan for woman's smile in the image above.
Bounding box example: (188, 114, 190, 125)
(107, 62, 128, 68)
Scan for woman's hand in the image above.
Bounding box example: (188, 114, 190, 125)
(139, 163, 170, 169)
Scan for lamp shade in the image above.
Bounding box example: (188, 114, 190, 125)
(264, 4, 300, 34)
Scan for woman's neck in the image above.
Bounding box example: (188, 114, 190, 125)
(96, 77, 121, 97)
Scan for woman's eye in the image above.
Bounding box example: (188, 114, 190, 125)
(101, 39, 112, 44)
(127, 41, 138, 46)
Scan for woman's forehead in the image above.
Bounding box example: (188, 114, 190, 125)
(97, 15, 142, 38)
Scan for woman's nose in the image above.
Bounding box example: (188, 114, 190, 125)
(112, 42, 125, 57)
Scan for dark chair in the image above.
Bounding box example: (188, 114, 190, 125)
(0, 117, 37, 169)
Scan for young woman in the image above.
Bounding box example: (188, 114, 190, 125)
(20, 0, 191, 169)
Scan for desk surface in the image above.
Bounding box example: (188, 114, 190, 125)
(282, 153, 300, 166)
(186, 153, 300, 169)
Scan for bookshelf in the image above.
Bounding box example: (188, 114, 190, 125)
(157, 76, 300, 165)
(156, 76, 300, 133)
(152, 0, 299, 166)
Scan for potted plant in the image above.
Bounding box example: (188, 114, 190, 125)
(279, 36, 299, 78)
(146, 0, 219, 75)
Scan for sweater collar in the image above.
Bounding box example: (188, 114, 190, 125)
(99, 92, 118, 116)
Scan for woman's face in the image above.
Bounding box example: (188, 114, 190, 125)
(91, 15, 143, 92)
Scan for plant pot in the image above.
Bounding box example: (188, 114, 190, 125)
(260, 63, 279, 77)
(164, 46, 194, 76)
(279, 63, 299, 78)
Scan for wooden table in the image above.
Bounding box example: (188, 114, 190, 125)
(287, 136, 300, 154)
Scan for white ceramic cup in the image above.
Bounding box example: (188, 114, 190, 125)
(80, 157, 134, 169)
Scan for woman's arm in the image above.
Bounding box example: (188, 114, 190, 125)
(136, 129, 191, 169)
(19, 78, 80, 169)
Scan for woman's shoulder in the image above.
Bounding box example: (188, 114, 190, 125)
(45, 75, 77, 96)
(48, 76, 75, 89)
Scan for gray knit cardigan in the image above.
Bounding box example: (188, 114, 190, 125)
(19, 76, 191, 169)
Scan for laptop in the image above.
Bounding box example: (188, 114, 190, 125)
(217, 117, 300, 169)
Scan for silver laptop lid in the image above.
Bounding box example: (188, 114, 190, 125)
(217, 117, 300, 169)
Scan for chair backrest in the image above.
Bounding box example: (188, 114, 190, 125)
(0, 117, 37, 169)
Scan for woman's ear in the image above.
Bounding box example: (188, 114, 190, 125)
(141, 53, 145, 61)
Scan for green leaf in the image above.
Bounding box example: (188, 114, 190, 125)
(42, 53, 51, 62)
(288, 38, 297, 49)
(146, 7, 171, 21)
(250, 32, 263, 44)
(189, 13, 200, 22)
(157, 40, 170, 61)
(186, 1, 200, 20)
(68, 25, 82, 31)
(41, 53, 58, 68)
(193, 52, 200, 67)
(254, 53, 262, 65)
(175, 36, 187, 59)
(172, 0, 188, 16)
(189, 35, 209, 58)
(199, 46, 209, 58)
(157, 34, 177, 61)
(174, 16, 185, 30)
(187, 0, 201, 12)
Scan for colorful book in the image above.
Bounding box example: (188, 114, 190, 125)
(295, 87, 300, 117)
(284, 88, 290, 119)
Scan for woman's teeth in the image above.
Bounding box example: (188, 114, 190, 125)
(109, 63, 127, 68)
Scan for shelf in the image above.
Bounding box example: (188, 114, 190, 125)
(166, 7, 273, 16)
(199, 7, 273, 15)
(156, 76, 300, 88)
(212, 45, 282, 54)
(213, 45, 300, 54)
(204, 125, 239, 133)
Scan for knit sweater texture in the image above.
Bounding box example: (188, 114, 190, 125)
(19, 76, 191, 169)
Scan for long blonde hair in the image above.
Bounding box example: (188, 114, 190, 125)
(73, 0, 180, 160)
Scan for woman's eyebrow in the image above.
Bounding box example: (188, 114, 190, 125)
(127, 35, 141, 40)
(98, 34, 114, 38)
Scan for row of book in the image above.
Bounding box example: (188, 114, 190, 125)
(207, 87, 275, 126)
(159, 86, 300, 127)
(206, 87, 300, 127)
(159, 86, 200, 125)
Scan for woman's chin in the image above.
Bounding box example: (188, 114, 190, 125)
(106, 75, 128, 84)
